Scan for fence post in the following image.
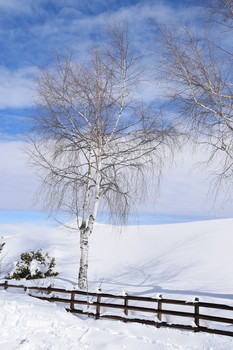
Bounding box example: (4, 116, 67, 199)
(194, 297, 200, 329)
(4, 280, 8, 290)
(157, 294, 163, 322)
(70, 291, 75, 311)
(124, 293, 129, 316)
(47, 285, 52, 295)
(96, 294, 101, 319)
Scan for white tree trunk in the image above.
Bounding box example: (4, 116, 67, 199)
(78, 227, 90, 289)
(78, 157, 102, 290)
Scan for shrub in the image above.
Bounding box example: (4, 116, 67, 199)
(8, 249, 59, 280)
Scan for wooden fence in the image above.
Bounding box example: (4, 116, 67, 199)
(1, 281, 233, 337)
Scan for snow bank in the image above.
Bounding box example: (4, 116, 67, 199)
(1, 290, 233, 350)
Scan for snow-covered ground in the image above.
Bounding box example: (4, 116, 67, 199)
(1, 218, 233, 349)
(1, 290, 232, 350)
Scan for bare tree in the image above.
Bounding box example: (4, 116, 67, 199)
(154, 1, 233, 198)
(28, 24, 177, 289)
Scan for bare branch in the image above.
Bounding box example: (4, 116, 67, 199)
(153, 3, 233, 200)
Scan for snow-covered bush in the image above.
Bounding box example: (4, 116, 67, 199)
(8, 249, 59, 280)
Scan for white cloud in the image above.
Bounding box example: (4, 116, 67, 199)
(0, 139, 232, 219)
(0, 139, 39, 210)
(0, 0, 33, 13)
(0, 1, 204, 111)
(136, 144, 233, 219)
(0, 67, 34, 109)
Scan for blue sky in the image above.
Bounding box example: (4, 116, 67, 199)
(0, 0, 200, 132)
(0, 0, 232, 225)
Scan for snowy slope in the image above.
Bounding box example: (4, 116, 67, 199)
(1, 218, 233, 349)
(2, 218, 233, 298)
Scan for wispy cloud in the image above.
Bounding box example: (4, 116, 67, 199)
(0, 140, 39, 210)
(0, 0, 34, 13)
(138, 145, 233, 219)
(0, 67, 34, 109)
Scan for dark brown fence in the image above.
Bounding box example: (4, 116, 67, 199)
(1, 281, 233, 337)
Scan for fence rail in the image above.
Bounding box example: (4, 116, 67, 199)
(1, 281, 233, 337)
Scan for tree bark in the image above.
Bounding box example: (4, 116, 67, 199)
(78, 159, 101, 289)
(78, 215, 96, 289)
(78, 226, 90, 290)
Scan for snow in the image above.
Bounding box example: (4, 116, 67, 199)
(1, 218, 233, 348)
(29, 259, 47, 277)
(1, 290, 232, 350)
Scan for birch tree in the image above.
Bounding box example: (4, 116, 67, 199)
(154, 0, 233, 197)
(28, 24, 177, 289)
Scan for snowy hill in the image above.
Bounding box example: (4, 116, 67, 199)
(2, 218, 233, 298)
(1, 218, 233, 349)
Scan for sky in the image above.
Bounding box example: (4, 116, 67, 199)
(0, 0, 233, 225)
